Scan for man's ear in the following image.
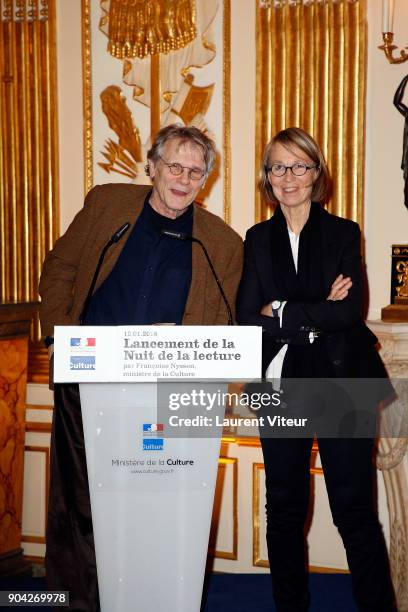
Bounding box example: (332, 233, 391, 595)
(148, 159, 156, 179)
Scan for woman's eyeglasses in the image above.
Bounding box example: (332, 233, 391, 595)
(266, 162, 319, 177)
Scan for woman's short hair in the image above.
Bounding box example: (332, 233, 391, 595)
(259, 127, 331, 204)
(145, 124, 216, 177)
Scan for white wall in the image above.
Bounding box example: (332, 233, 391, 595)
(230, 0, 256, 236)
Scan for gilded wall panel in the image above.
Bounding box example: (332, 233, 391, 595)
(0, 0, 59, 315)
(256, 0, 366, 225)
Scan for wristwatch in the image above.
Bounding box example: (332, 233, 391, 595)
(271, 300, 282, 318)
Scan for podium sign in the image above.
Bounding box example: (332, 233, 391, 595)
(54, 326, 261, 612)
(54, 325, 261, 382)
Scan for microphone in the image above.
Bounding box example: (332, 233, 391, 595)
(111, 223, 131, 243)
(161, 229, 189, 241)
(80, 222, 131, 324)
(161, 229, 233, 325)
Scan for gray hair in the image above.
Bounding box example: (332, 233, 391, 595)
(145, 124, 216, 176)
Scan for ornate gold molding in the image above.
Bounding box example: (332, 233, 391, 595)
(105, 0, 197, 60)
(82, 0, 93, 195)
(309, 565, 350, 574)
(253, 462, 268, 567)
(209, 456, 238, 560)
(223, 0, 231, 224)
(98, 84, 143, 179)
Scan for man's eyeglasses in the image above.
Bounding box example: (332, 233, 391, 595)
(159, 156, 206, 181)
(266, 162, 319, 177)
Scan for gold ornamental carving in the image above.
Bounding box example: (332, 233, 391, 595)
(395, 261, 408, 304)
(98, 77, 215, 180)
(174, 75, 214, 127)
(105, 0, 197, 60)
(382, 245, 408, 321)
(83, 1, 231, 221)
(82, 0, 93, 192)
(99, 0, 217, 127)
(1, 0, 49, 22)
(99, 85, 143, 179)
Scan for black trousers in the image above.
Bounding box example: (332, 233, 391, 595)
(260, 436, 397, 612)
(45, 384, 100, 612)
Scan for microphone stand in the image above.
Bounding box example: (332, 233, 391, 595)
(161, 229, 233, 326)
(79, 222, 130, 324)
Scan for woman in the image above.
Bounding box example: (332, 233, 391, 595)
(237, 128, 396, 612)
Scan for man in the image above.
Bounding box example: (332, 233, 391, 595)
(39, 124, 243, 612)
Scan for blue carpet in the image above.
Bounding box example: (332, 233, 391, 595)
(202, 573, 358, 611)
(0, 574, 358, 611)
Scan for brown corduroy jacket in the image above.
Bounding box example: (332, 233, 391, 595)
(39, 183, 243, 336)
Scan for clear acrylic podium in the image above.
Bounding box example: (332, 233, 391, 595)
(54, 325, 261, 612)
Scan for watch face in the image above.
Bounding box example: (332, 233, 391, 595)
(272, 300, 281, 310)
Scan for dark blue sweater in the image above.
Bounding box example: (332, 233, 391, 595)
(83, 194, 193, 326)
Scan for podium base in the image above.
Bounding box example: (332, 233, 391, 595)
(80, 382, 225, 612)
(381, 304, 408, 322)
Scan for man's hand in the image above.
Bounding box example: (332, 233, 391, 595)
(327, 274, 352, 301)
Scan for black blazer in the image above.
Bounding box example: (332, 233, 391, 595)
(237, 204, 389, 384)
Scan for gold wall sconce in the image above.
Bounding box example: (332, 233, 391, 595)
(379, 0, 408, 64)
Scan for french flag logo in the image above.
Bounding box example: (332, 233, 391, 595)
(70, 337, 96, 347)
(143, 424, 164, 433)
